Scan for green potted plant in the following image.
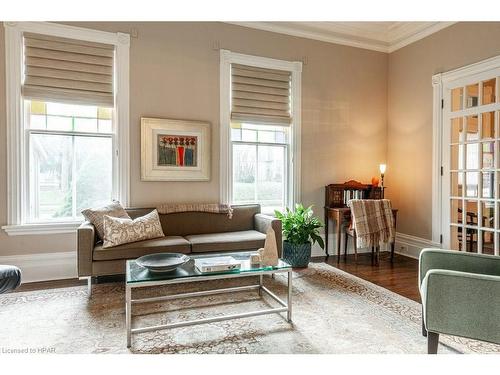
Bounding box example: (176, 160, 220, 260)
(274, 204, 324, 267)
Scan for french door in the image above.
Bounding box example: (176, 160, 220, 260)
(442, 67, 500, 255)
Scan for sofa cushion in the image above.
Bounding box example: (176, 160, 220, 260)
(185, 230, 266, 253)
(125, 204, 261, 237)
(93, 236, 190, 261)
(82, 201, 130, 240)
(102, 209, 164, 248)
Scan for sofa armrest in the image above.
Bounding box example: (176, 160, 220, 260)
(254, 213, 282, 257)
(421, 269, 500, 344)
(77, 221, 95, 277)
(419, 248, 500, 286)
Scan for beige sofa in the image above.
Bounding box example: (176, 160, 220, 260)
(77, 204, 281, 280)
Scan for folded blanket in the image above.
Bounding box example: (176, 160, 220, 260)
(156, 203, 233, 219)
(348, 199, 395, 248)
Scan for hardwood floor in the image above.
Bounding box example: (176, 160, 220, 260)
(311, 251, 421, 303)
(15, 252, 421, 303)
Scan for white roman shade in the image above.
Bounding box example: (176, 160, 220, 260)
(22, 33, 115, 107)
(231, 64, 292, 126)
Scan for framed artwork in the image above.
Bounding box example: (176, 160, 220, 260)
(141, 117, 210, 181)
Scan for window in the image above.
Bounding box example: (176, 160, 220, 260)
(231, 123, 288, 212)
(220, 50, 302, 213)
(3, 22, 129, 235)
(26, 100, 113, 222)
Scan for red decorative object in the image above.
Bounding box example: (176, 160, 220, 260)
(371, 177, 380, 187)
(177, 146, 185, 166)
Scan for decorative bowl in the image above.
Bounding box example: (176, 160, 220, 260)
(136, 253, 190, 273)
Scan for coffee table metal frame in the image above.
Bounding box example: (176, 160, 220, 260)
(125, 265, 292, 348)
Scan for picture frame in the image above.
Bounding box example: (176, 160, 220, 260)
(141, 117, 210, 181)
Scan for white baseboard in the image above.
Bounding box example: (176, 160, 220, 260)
(0, 251, 77, 283)
(394, 232, 441, 259)
(312, 232, 441, 259)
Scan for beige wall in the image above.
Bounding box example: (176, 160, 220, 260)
(387, 22, 500, 239)
(0, 22, 388, 256)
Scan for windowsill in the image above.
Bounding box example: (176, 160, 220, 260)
(261, 208, 278, 216)
(2, 221, 83, 236)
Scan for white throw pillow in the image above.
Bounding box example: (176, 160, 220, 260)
(81, 201, 130, 240)
(102, 209, 165, 248)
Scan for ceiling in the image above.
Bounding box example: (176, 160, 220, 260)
(229, 22, 456, 53)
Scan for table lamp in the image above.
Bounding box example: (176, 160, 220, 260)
(379, 164, 386, 198)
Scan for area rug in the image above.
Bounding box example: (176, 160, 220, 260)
(0, 263, 498, 354)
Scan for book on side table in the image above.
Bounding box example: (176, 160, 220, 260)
(194, 256, 241, 273)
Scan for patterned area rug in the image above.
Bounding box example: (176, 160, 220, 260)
(0, 263, 498, 354)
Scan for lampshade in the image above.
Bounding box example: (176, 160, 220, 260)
(379, 164, 387, 174)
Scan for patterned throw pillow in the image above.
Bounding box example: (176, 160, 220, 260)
(102, 209, 165, 248)
(81, 201, 130, 240)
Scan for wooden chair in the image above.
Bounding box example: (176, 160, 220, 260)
(344, 225, 381, 264)
(343, 223, 357, 261)
(343, 199, 396, 264)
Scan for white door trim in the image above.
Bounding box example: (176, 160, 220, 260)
(432, 73, 443, 246)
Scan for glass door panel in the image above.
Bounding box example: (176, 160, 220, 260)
(482, 112, 495, 138)
(465, 172, 479, 197)
(483, 231, 495, 254)
(450, 172, 463, 196)
(465, 200, 478, 226)
(482, 79, 496, 105)
(451, 117, 464, 142)
(466, 115, 479, 140)
(466, 84, 479, 108)
(482, 172, 495, 198)
(481, 142, 495, 169)
(450, 199, 463, 224)
(466, 143, 479, 169)
(451, 87, 464, 111)
(450, 226, 464, 251)
(465, 228, 479, 253)
(481, 201, 495, 228)
(450, 144, 463, 170)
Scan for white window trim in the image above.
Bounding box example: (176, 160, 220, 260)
(219, 49, 302, 210)
(2, 22, 130, 236)
(432, 53, 500, 247)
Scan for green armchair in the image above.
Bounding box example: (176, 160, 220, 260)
(419, 248, 500, 354)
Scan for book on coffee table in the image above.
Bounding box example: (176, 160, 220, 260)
(194, 256, 241, 273)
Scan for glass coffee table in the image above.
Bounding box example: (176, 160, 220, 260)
(125, 252, 292, 348)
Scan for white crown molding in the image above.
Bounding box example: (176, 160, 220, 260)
(387, 22, 456, 53)
(227, 22, 456, 54)
(228, 22, 389, 53)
